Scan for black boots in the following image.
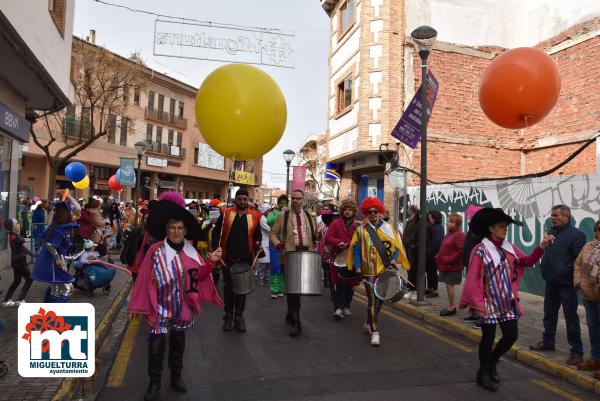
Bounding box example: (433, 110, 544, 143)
(476, 368, 498, 392)
(490, 357, 501, 383)
(222, 312, 233, 331)
(288, 310, 302, 337)
(224, 312, 246, 332)
(234, 313, 246, 332)
(145, 334, 166, 401)
(144, 331, 187, 401)
(168, 331, 187, 393)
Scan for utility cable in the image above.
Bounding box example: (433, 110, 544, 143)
(92, 0, 289, 32)
(389, 133, 599, 187)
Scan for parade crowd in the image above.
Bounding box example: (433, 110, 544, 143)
(3, 191, 600, 399)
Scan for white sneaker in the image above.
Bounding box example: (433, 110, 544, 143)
(278, 293, 284, 298)
(409, 291, 417, 301)
(370, 331, 380, 346)
(270, 294, 278, 299)
(333, 309, 344, 319)
(364, 322, 371, 334)
(14, 300, 25, 306)
(343, 308, 352, 316)
(1, 300, 14, 307)
(403, 291, 413, 300)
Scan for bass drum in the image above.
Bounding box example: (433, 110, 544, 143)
(284, 251, 322, 295)
(374, 269, 409, 303)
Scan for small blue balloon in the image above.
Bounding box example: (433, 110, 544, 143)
(65, 162, 87, 182)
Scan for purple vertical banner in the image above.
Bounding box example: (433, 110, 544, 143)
(391, 71, 439, 149)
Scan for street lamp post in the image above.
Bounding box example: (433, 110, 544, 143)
(388, 169, 406, 232)
(283, 149, 295, 197)
(411, 25, 437, 303)
(133, 141, 147, 226)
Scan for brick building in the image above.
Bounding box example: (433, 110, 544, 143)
(319, 0, 600, 213)
(22, 34, 262, 202)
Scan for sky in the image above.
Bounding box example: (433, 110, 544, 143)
(73, 0, 330, 188)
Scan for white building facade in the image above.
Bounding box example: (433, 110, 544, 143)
(0, 0, 75, 260)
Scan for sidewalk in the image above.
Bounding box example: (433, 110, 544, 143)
(372, 282, 600, 394)
(0, 255, 131, 401)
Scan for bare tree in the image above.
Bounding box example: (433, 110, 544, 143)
(296, 143, 339, 204)
(30, 38, 144, 198)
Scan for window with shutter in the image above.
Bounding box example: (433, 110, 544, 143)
(146, 124, 153, 144)
(120, 118, 128, 146)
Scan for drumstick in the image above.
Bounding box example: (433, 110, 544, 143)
(250, 252, 261, 270)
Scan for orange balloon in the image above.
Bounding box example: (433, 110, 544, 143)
(479, 47, 561, 129)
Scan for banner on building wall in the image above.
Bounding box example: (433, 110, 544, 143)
(119, 158, 136, 187)
(407, 173, 600, 296)
(153, 18, 295, 68)
(197, 143, 225, 170)
(392, 70, 439, 148)
(292, 166, 307, 191)
(234, 171, 256, 185)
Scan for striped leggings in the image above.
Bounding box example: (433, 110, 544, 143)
(364, 275, 383, 332)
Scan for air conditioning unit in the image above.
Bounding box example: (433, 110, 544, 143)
(170, 146, 180, 156)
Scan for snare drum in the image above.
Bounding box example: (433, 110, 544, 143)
(333, 248, 356, 280)
(284, 251, 322, 295)
(230, 263, 255, 295)
(374, 269, 409, 303)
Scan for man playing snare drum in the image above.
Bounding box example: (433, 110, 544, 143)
(348, 197, 410, 346)
(270, 189, 318, 337)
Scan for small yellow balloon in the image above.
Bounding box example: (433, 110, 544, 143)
(73, 175, 90, 189)
(195, 64, 287, 160)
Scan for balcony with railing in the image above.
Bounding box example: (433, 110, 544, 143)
(145, 142, 186, 158)
(144, 107, 187, 130)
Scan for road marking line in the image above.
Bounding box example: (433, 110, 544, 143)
(354, 293, 474, 353)
(105, 315, 142, 388)
(531, 379, 583, 401)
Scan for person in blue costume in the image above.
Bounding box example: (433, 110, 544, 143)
(32, 198, 80, 303)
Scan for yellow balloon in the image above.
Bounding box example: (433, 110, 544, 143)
(195, 64, 287, 160)
(73, 175, 90, 189)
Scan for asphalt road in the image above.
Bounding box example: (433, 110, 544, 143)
(97, 284, 595, 401)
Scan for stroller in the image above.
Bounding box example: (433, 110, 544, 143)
(72, 240, 116, 295)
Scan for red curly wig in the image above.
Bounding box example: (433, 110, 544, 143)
(360, 197, 385, 216)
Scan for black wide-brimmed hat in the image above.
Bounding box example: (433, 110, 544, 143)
(145, 200, 203, 241)
(321, 212, 339, 227)
(469, 208, 523, 238)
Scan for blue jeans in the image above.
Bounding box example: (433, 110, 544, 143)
(542, 282, 583, 354)
(583, 299, 600, 360)
(257, 263, 270, 284)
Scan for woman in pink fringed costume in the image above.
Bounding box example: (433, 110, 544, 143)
(128, 192, 223, 401)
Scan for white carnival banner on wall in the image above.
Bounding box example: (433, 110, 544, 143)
(407, 173, 600, 296)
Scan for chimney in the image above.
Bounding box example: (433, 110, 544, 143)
(88, 29, 96, 44)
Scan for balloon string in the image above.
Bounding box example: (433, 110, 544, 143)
(217, 155, 236, 261)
